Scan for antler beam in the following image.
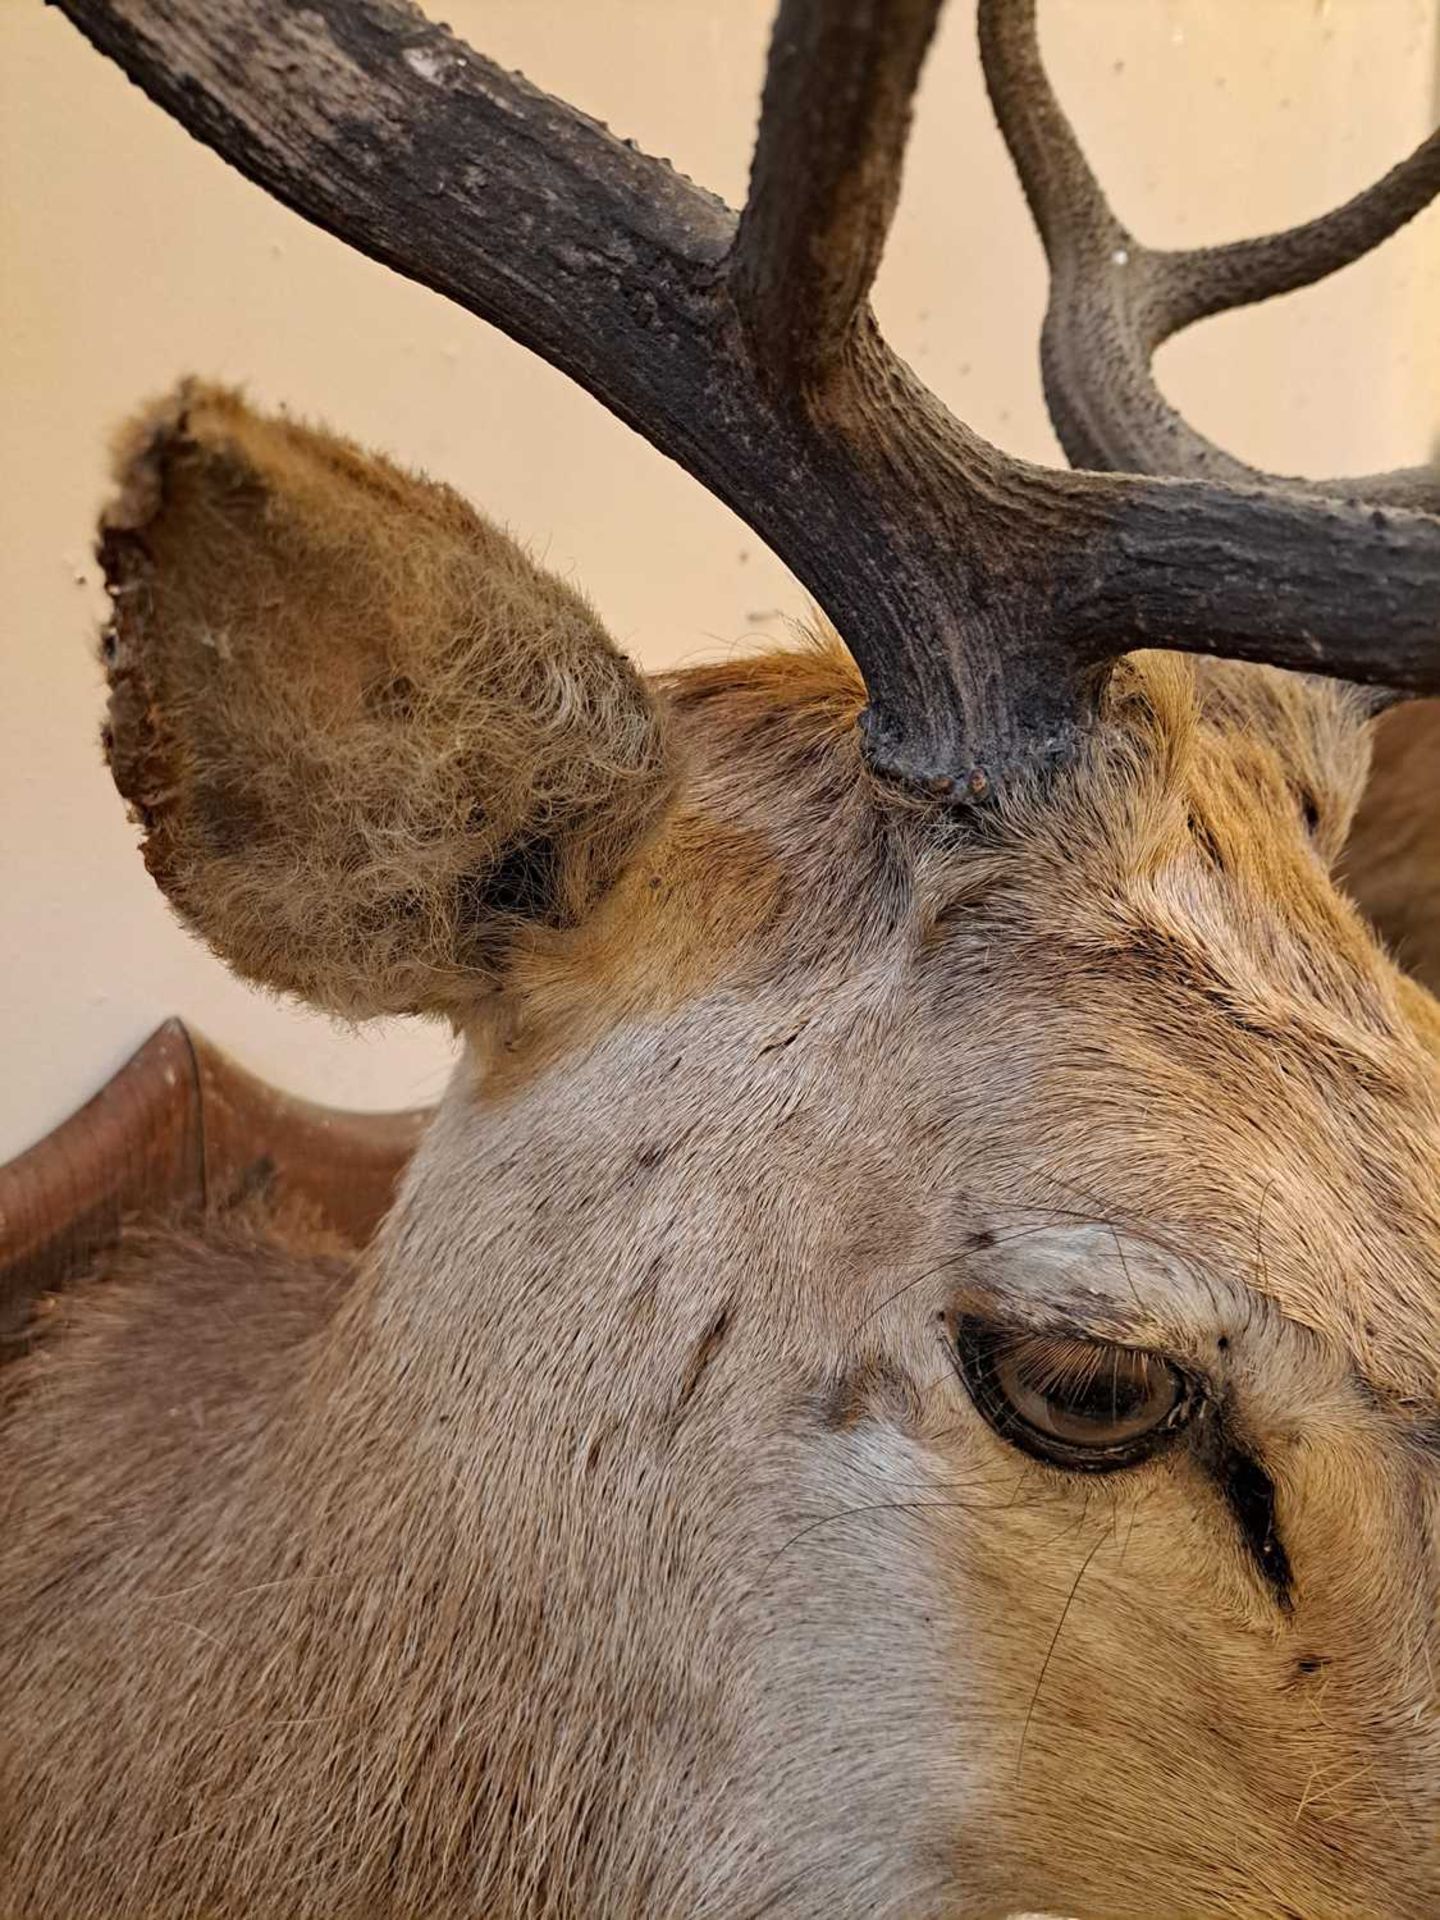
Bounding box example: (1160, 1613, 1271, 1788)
(980, 0, 1440, 510)
(48, 0, 1440, 795)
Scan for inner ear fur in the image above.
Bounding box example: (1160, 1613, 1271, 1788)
(100, 383, 675, 1019)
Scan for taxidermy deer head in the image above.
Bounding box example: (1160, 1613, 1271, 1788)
(6, 1, 1440, 1916)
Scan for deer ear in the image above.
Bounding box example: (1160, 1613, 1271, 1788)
(1341, 699, 1440, 995)
(1190, 660, 1374, 862)
(100, 383, 674, 1020)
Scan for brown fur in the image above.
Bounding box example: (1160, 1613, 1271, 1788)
(1343, 699, 1440, 995)
(5, 392, 1440, 1919)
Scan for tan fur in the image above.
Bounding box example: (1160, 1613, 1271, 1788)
(100, 383, 674, 1020)
(5, 393, 1440, 1919)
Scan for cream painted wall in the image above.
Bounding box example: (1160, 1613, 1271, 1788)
(2, 0, 1436, 1159)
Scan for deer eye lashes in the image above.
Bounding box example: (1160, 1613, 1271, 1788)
(953, 1318, 1201, 1473)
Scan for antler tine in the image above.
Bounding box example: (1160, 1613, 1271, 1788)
(45, 0, 1440, 796)
(1148, 129, 1440, 341)
(732, 0, 945, 384)
(979, 0, 1440, 512)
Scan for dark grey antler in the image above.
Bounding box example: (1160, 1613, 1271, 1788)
(979, 0, 1440, 510)
(48, 0, 1440, 796)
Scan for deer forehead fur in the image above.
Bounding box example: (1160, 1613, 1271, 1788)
(2, 391, 1439, 1920)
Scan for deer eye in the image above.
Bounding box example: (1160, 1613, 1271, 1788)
(956, 1321, 1196, 1471)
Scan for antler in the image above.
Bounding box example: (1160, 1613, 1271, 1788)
(48, 0, 1440, 796)
(979, 0, 1440, 511)
(732, 0, 944, 385)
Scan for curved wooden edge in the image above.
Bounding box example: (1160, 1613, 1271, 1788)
(0, 1021, 433, 1344)
(188, 1028, 432, 1244)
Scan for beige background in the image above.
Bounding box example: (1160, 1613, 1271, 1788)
(2, 0, 1437, 1160)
